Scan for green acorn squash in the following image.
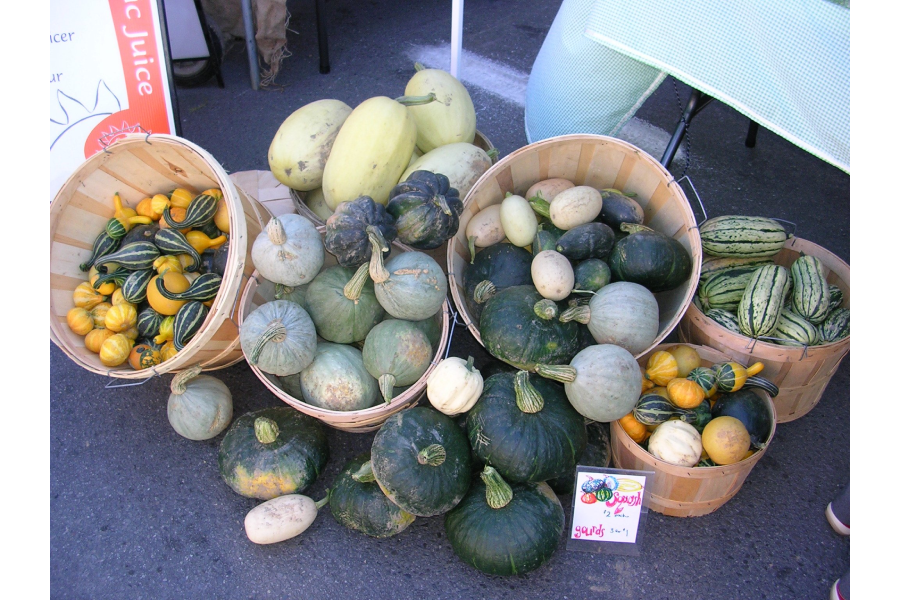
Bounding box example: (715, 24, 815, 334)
(444, 465, 564, 576)
(328, 453, 416, 538)
(218, 406, 329, 500)
(370, 406, 472, 517)
(324, 195, 398, 268)
(386, 170, 463, 250)
(466, 371, 587, 483)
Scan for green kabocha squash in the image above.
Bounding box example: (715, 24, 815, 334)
(305, 263, 385, 343)
(240, 300, 317, 376)
(573, 258, 612, 292)
(444, 465, 564, 576)
(598, 188, 644, 230)
(479, 285, 582, 372)
(167, 364, 233, 441)
(323, 195, 398, 268)
(218, 406, 329, 500)
(362, 319, 433, 402)
(608, 223, 693, 292)
(328, 453, 416, 538)
(370, 406, 472, 517)
(547, 421, 611, 496)
(281, 342, 379, 411)
(463, 242, 533, 324)
(370, 249, 448, 321)
(555, 221, 616, 261)
(386, 170, 463, 249)
(466, 371, 587, 483)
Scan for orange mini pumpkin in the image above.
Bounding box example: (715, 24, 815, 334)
(667, 377, 706, 409)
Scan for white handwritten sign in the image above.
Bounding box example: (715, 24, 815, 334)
(567, 467, 654, 555)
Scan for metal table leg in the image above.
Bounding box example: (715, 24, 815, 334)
(241, 0, 260, 90)
(660, 87, 713, 170)
(315, 0, 330, 74)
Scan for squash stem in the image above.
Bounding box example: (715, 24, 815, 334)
(473, 280, 496, 304)
(417, 444, 447, 467)
(367, 227, 391, 284)
(379, 373, 396, 404)
(394, 93, 437, 106)
(315, 495, 330, 509)
(559, 305, 591, 324)
(351, 460, 377, 483)
(513, 371, 544, 413)
(481, 466, 513, 509)
(465, 356, 475, 372)
(486, 148, 499, 161)
(435, 194, 452, 216)
(528, 194, 551, 218)
(344, 262, 370, 302)
(619, 222, 652, 235)
(254, 417, 280, 444)
(170, 364, 203, 394)
(266, 216, 288, 245)
(248, 320, 288, 366)
(535, 363, 577, 384)
(533, 299, 558, 321)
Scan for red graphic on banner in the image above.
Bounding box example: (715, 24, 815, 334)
(84, 0, 172, 156)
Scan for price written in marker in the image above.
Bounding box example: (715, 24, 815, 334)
(569, 470, 648, 546)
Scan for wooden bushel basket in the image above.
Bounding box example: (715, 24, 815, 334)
(447, 134, 702, 359)
(677, 236, 850, 422)
(610, 343, 777, 518)
(237, 229, 451, 433)
(50, 134, 271, 378)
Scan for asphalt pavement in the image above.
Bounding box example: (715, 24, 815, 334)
(49, 1, 852, 598)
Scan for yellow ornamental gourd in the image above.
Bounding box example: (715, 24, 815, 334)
(645, 350, 679, 386)
(67, 307, 95, 336)
(702, 416, 752, 465)
(84, 328, 115, 353)
(202, 188, 223, 200)
(135, 196, 156, 220)
(90, 266, 117, 295)
(321, 95, 421, 209)
(185, 230, 227, 254)
(121, 326, 140, 341)
(668, 345, 702, 377)
(110, 288, 128, 306)
(155, 316, 176, 345)
(639, 370, 655, 393)
(425, 356, 484, 416)
(104, 302, 138, 332)
(213, 197, 229, 233)
(73, 281, 107, 310)
(153, 255, 183, 275)
(160, 340, 178, 361)
(169, 188, 194, 209)
(667, 377, 706, 409)
(147, 272, 191, 315)
(151, 193, 171, 218)
(90, 302, 112, 329)
(99, 333, 134, 367)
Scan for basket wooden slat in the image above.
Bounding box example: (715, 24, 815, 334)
(50, 133, 271, 378)
(677, 236, 849, 422)
(237, 228, 451, 433)
(610, 343, 776, 518)
(447, 133, 702, 358)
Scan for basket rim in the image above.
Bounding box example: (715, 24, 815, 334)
(49, 133, 267, 379)
(236, 246, 452, 429)
(446, 133, 701, 359)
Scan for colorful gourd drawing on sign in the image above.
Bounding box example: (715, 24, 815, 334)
(50, 0, 176, 196)
(571, 473, 645, 543)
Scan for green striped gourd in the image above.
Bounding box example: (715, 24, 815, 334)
(154, 229, 202, 272)
(698, 215, 788, 258)
(736, 264, 789, 338)
(771, 308, 820, 347)
(173, 300, 209, 350)
(162, 193, 219, 229)
(705, 308, 742, 334)
(687, 367, 718, 398)
(80, 230, 121, 271)
(137, 306, 164, 339)
(818, 308, 849, 343)
(632, 393, 692, 426)
(155, 272, 222, 302)
(94, 241, 161, 272)
(699, 255, 774, 285)
(744, 375, 780, 397)
(697, 266, 761, 313)
(121, 269, 155, 304)
(790, 255, 830, 324)
(92, 269, 130, 291)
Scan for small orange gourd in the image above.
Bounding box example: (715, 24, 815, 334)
(99, 333, 134, 367)
(128, 343, 162, 370)
(84, 328, 115, 353)
(90, 302, 112, 329)
(169, 188, 195, 209)
(151, 193, 172, 217)
(158, 206, 191, 233)
(639, 369, 655, 392)
(644, 350, 679, 386)
(135, 196, 156, 220)
(618, 413, 649, 444)
(67, 307, 95, 336)
(667, 377, 706, 409)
